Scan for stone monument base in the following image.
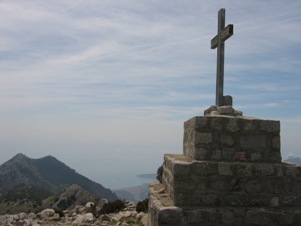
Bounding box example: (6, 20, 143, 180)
(149, 184, 301, 226)
(149, 154, 301, 226)
(148, 115, 301, 226)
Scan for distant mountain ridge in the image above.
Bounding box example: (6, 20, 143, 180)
(115, 174, 156, 202)
(284, 156, 301, 164)
(114, 183, 149, 202)
(0, 153, 117, 207)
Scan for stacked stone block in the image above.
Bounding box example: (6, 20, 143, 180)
(183, 116, 281, 163)
(163, 154, 301, 208)
(149, 115, 301, 226)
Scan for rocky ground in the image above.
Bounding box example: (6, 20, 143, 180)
(0, 201, 148, 226)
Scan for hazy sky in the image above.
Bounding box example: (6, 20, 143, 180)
(0, 1, 301, 189)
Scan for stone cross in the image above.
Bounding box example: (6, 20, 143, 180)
(211, 8, 233, 107)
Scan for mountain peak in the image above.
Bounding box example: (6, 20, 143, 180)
(39, 155, 58, 161)
(7, 153, 31, 164)
(10, 154, 57, 162)
(12, 153, 28, 160)
(0, 153, 117, 207)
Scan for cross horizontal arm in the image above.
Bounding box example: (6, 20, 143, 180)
(221, 24, 233, 42)
(211, 24, 234, 49)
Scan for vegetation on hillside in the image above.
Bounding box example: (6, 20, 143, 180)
(99, 200, 126, 214)
(136, 198, 149, 213)
(0, 185, 53, 214)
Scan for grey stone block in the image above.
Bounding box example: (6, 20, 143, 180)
(211, 117, 223, 130)
(194, 148, 207, 159)
(218, 106, 234, 115)
(272, 135, 281, 149)
(260, 120, 280, 133)
(251, 152, 262, 161)
(270, 197, 279, 207)
(221, 135, 235, 146)
(158, 207, 183, 224)
(210, 149, 222, 160)
(253, 164, 275, 176)
(204, 105, 217, 116)
(240, 135, 267, 148)
(218, 162, 233, 176)
(245, 180, 262, 193)
(195, 132, 212, 145)
(222, 148, 235, 160)
(226, 118, 240, 132)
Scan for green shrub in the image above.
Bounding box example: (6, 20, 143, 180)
(122, 216, 136, 224)
(136, 198, 148, 213)
(99, 200, 125, 214)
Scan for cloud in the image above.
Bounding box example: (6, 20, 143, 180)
(1, 0, 300, 114)
(46, 41, 126, 66)
(1, 0, 301, 186)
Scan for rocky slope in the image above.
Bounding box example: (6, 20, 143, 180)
(40, 184, 99, 211)
(0, 199, 148, 226)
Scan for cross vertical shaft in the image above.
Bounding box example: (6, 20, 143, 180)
(216, 9, 225, 107)
(211, 8, 233, 107)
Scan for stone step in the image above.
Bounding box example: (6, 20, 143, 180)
(149, 184, 301, 226)
(163, 154, 301, 207)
